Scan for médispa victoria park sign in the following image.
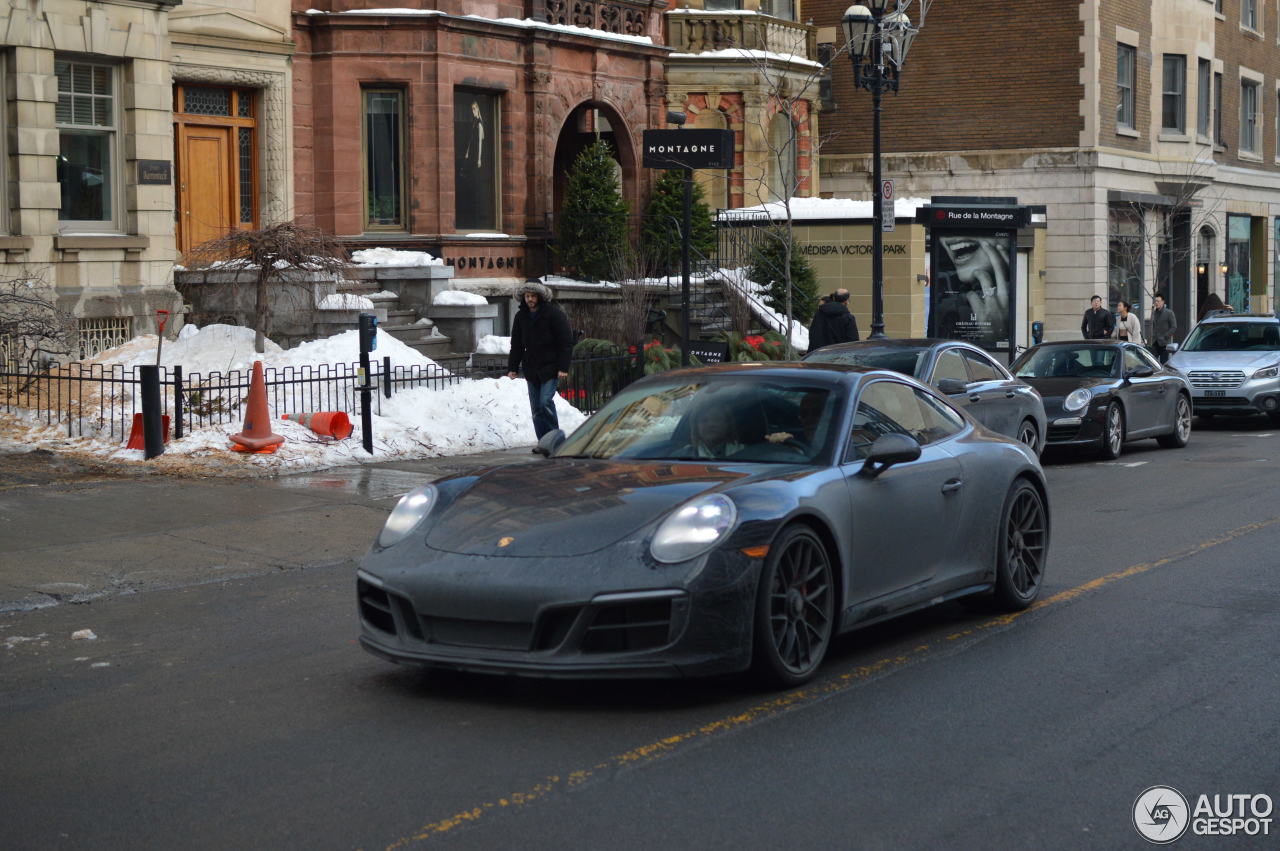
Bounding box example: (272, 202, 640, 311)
(642, 129, 736, 170)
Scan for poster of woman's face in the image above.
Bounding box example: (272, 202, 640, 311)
(454, 90, 498, 231)
(930, 232, 1013, 350)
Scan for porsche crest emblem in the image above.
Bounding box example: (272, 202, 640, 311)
(497, 537, 515, 548)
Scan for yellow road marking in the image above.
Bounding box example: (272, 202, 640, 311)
(383, 515, 1280, 849)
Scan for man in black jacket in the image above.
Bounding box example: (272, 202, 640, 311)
(807, 288, 860, 352)
(1081, 294, 1114, 339)
(507, 282, 574, 439)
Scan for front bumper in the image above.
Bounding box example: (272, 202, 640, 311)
(355, 546, 761, 679)
(1044, 410, 1106, 447)
(1188, 382, 1280, 414)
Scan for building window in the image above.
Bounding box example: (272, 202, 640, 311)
(1226, 215, 1251, 310)
(1241, 79, 1260, 153)
(768, 112, 797, 202)
(363, 89, 405, 230)
(704, 0, 743, 8)
(1242, 0, 1259, 30)
(1214, 72, 1223, 145)
(1108, 206, 1144, 311)
(1117, 44, 1136, 130)
(761, 0, 795, 20)
(817, 43, 836, 112)
(56, 59, 117, 228)
(1162, 55, 1186, 132)
(454, 90, 500, 231)
(1197, 59, 1212, 138)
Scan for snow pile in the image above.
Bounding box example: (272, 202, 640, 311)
(719, 196, 931, 222)
(476, 335, 512, 355)
(350, 247, 444, 267)
(317, 293, 375, 310)
(434, 290, 488, 306)
(0, 324, 586, 474)
(717, 268, 810, 352)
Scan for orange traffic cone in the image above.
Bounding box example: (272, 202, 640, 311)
(125, 414, 170, 449)
(229, 361, 284, 454)
(280, 411, 353, 440)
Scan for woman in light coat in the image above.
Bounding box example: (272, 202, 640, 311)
(1116, 300, 1143, 346)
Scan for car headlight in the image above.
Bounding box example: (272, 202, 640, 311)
(650, 493, 737, 564)
(1254, 363, 1280, 379)
(1063, 388, 1092, 413)
(377, 485, 437, 548)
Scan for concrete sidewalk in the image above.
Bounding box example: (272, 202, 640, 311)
(0, 446, 536, 613)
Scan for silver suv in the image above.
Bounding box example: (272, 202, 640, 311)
(1166, 313, 1280, 423)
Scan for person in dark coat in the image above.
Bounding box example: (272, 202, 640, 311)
(1149, 292, 1177, 363)
(507, 282, 574, 439)
(1081, 294, 1114, 339)
(807, 288, 860, 352)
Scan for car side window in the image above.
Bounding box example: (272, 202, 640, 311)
(931, 349, 968, 385)
(914, 390, 966, 443)
(1134, 346, 1161, 371)
(963, 351, 1005, 382)
(1122, 347, 1146, 373)
(845, 381, 920, 461)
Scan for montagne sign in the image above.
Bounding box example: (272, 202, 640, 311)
(642, 129, 736, 170)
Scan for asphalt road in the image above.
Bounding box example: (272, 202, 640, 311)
(2, 418, 1278, 850)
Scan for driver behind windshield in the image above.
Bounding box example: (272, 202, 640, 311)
(687, 403, 745, 459)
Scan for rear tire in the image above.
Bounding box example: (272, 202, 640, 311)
(994, 479, 1048, 610)
(1099, 402, 1125, 460)
(1157, 394, 1192, 448)
(751, 525, 835, 688)
(1016, 418, 1040, 456)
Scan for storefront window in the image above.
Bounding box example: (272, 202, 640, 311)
(454, 90, 500, 231)
(1227, 214, 1251, 311)
(363, 89, 405, 229)
(1108, 206, 1143, 311)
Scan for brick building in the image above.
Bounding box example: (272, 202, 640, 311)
(290, 1, 669, 283)
(808, 0, 1280, 339)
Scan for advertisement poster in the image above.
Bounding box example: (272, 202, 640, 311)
(454, 91, 498, 231)
(929, 230, 1017, 353)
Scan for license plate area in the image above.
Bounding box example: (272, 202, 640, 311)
(1204, 390, 1226, 397)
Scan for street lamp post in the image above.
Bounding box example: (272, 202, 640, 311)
(842, 2, 923, 339)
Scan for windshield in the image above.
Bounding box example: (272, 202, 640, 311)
(1182, 321, 1280, 352)
(804, 346, 927, 378)
(1012, 346, 1119, 379)
(555, 379, 839, 464)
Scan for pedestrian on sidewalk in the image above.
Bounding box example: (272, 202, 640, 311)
(807, 288, 860, 352)
(1115, 300, 1143, 346)
(1150, 292, 1178, 363)
(507, 282, 573, 439)
(1081, 295, 1114, 339)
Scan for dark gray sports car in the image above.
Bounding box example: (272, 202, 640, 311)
(804, 339, 1047, 455)
(358, 363, 1050, 687)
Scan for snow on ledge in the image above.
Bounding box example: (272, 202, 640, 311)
(719, 196, 932, 222)
(434, 290, 489, 306)
(318, 293, 375, 310)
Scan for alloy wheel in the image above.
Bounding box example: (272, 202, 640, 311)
(767, 534, 833, 676)
(1004, 487, 1047, 599)
(1175, 398, 1191, 441)
(1107, 406, 1123, 456)
(1018, 420, 1039, 454)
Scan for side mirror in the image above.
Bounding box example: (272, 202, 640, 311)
(1165, 342, 1179, 354)
(533, 429, 566, 457)
(860, 433, 921, 478)
(935, 378, 969, 396)
(1125, 366, 1155, 379)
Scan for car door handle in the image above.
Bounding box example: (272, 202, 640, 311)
(968, 394, 982, 403)
(941, 478, 964, 494)
(1005, 390, 1016, 398)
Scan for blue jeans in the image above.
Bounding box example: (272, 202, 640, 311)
(526, 376, 560, 439)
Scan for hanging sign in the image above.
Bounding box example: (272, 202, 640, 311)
(642, 129, 736, 170)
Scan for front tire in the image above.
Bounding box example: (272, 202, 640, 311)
(1157, 394, 1192, 448)
(994, 480, 1048, 610)
(1099, 402, 1125, 460)
(751, 525, 834, 688)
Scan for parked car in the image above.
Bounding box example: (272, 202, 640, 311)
(803, 339, 1047, 455)
(358, 363, 1049, 687)
(1010, 341, 1192, 459)
(1166, 313, 1280, 424)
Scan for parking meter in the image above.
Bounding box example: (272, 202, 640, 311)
(358, 312, 378, 353)
(1031, 321, 1044, 346)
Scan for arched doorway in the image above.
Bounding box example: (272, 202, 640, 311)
(551, 102, 637, 228)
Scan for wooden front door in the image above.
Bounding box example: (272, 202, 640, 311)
(173, 85, 258, 255)
(178, 125, 232, 253)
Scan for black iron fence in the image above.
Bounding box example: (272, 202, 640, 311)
(0, 352, 641, 442)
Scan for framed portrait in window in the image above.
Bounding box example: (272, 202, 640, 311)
(454, 90, 499, 231)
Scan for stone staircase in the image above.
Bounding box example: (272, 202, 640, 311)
(339, 279, 456, 361)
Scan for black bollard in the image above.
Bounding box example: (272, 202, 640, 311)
(139, 364, 164, 459)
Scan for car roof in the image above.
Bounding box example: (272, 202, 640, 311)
(1022, 340, 1129, 349)
(629, 360, 926, 390)
(809, 338, 975, 353)
(1199, 313, 1279, 323)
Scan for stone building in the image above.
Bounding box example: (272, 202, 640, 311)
(290, 1, 669, 285)
(663, 1, 821, 210)
(808, 0, 1280, 339)
(0, 0, 294, 359)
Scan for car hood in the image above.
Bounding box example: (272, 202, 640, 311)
(1168, 350, 1280, 371)
(424, 458, 769, 558)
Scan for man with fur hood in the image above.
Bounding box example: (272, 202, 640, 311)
(507, 282, 574, 439)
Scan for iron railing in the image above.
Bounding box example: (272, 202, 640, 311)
(0, 352, 641, 443)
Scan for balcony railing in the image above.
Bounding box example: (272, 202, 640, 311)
(667, 11, 816, 61)
(539, 0, 655, 38)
